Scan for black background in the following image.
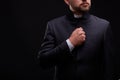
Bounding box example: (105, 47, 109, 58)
(1, 0, 120, 80)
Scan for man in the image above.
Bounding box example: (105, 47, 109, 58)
(37, 0, 113, 80)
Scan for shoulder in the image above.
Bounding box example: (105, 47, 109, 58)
(45, 15, 67, 32)
(46, 15, 68, 30)
(90, 15, 111, 30)
(90, 15, 110, 25)
(47, 15, 66, 25)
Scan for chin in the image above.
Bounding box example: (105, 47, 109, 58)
(80, 6, 90, 12)
(73, 6, 90, 13)
(82, 9, 89, 12)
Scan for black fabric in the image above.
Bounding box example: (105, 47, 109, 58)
(65, 8, 90, 27)
(37, 11, 113, 80)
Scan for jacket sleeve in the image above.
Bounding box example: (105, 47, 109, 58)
(37, 22, 72, 68)
(103, 23, 114, 80)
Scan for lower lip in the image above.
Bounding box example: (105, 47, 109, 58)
(82, 4, 89, 6)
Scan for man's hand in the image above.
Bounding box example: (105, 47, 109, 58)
(69, 27, 86, 47)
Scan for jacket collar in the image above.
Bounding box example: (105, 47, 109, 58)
(65, 8, 90, 26)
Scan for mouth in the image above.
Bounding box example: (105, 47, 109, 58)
(81, 3, 89, 7)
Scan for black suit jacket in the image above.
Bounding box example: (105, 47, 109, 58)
(37, 12, 114, 80)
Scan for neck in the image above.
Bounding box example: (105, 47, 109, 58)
(69, 5, 83, 17)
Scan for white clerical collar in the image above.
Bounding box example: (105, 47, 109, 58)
(74, 14, 82, 18)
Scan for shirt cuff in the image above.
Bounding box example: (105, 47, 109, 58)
(66, 39, 74, 52)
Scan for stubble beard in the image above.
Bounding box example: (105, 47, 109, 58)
(74, 4, 91, 14)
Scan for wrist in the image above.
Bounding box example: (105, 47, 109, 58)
(69, 38, 76, 47)
(66, 39, 74, 52)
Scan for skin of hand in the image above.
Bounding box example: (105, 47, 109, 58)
(69, 27, 86, 47)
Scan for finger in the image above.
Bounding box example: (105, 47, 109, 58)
(81, 31, 85, 35)
(78, 31, 83, 35)
(79, 27, 83, 31)
(78, 31, 85, 35)
(81, 34, 85, 37)
(82, 37, 86, 41)
(81, 35, 86, 41)
(77, 28, 82, 31)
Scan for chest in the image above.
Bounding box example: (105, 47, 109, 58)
(53, 21, 104, 46)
